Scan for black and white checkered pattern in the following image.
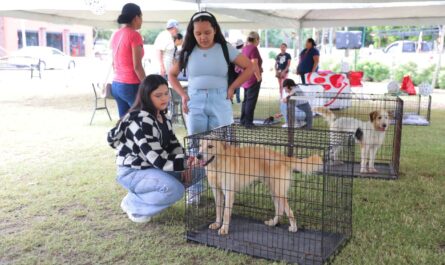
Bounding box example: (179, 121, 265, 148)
(107, 110, 186, 171)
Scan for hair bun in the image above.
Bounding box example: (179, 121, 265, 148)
(117, 14, 131, 24)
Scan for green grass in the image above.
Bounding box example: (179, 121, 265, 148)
(0, 88, 444, 265)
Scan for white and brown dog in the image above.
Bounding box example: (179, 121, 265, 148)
(315, 107, 389, 173)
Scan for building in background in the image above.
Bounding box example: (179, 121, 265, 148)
(0, 17, 93, 57)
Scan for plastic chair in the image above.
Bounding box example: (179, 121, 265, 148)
(90, 83, 112, 125)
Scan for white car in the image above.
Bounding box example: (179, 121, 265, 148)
(10, 46, 76, 70)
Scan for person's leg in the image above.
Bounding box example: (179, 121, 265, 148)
(280, 102, 288, 124)
(300, 74, 306, 85)
(117, 83, 139, 110)
(112, 82, 132, 118)
(235, 88, 241, 103)
(244, 81, 261, 126)
(125, 169, 185, 217)
(185, 92, 209, 204)
(277, 77, 283, 98)
(240, 87, 248, 125)
(296, 103, 312, 129)
(116, 167, 185, 220)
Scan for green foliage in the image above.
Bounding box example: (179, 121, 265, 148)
(94, 29, 112, 40)
(140, 29, 163, 44)
(438, 69, 445, 89)
(268, 50, 277, 60)
(260, 29, 294, 48)
(356, 61, 390, 82)
(393, 63, 443, 86)
(319, 58, 341, 72)
(393, 62, 418, 83)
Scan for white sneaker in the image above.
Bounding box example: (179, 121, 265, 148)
(120, 201, 151, 223)
(281, 123, 288, 128)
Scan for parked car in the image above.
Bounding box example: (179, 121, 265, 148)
(93, 39, 111, 60)
(9, 46, 76, 70)
(383, 40, 433, 54)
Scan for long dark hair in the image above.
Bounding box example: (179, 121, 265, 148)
(117, 3, 142, 24)
(306, 38, 316, 49)
(179, 11, 228, 71)
(283, 78, 297, 89)
(129, 74, 168, 116)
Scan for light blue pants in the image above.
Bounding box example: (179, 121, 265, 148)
(116, 167, 184, 218)
(186, 87, 233, 195)
(280, 102, 313, 129)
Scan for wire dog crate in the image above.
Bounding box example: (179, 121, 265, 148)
(288, 93, 403, 180)
(398, 95, 432, 126)
(184, 125, 354, 265)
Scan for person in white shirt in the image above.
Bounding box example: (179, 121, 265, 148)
(154, 19, 179, 78)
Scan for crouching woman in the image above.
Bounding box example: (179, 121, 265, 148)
(107, 74, 196, 223)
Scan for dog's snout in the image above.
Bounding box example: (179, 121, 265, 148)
(382, 124, 387, 128)
(196, 153, 203, 160)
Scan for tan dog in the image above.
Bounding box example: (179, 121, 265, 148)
(315, 107, 389, 173)
(197, 140, 323, 236)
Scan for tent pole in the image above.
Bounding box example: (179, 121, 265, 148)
(432, 25, 444, 88)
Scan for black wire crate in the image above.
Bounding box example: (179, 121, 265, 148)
(398, 94, 432, 126)
(184, 125, 354, 265)
(288, 93, 403, 180)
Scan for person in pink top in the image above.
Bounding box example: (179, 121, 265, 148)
(111, 3, 146, 118)
(240, 31, 263, 128)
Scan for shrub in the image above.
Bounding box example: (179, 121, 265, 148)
(439, 70, 445, 89)
(414, 65, 435, 85)
(394, 63, 440, 86)
(356, 61, 390, 82)
(268, 50, 277, 60)
(393, 62, 418, 84)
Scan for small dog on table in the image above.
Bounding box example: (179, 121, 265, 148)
(315, 107, 390, 174)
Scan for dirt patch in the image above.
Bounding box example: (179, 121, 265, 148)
(0, 221, 25, 236)
(438, 242, 445, 253)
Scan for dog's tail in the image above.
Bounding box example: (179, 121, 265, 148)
(314, 107, 336, 127)
(291, 155, 324, 174)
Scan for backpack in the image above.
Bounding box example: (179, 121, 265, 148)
(221, 42, 238, 87)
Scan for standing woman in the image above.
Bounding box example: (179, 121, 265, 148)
(169, 11, 253, 204)
(111, 3, 146, 118)
(240, 31, 263, 128)
(296, 38, 319, 85)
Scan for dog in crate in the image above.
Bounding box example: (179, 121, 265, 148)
(196, 139, 323, 236)
(314, 107, 389, 173)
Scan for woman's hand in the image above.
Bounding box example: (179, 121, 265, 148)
(182, 94, 190, 114)
(227, 88, 235, 100)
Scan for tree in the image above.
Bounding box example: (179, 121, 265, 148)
(140, 29, 164, 44)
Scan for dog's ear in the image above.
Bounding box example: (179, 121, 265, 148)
(369, 111, 379, 122)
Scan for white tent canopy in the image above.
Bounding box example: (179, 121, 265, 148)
(1, 0, 445, 29)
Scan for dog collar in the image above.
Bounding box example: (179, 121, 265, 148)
(202, 155, 215, 167)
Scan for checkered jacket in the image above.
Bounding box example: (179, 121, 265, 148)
(107, 110, 186, 171)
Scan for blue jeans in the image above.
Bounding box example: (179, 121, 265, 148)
(280, 102, 313, 129)
(111, 81, 139, 118)
(116, 167, 184, 218)
(186, 87, 233, 195)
